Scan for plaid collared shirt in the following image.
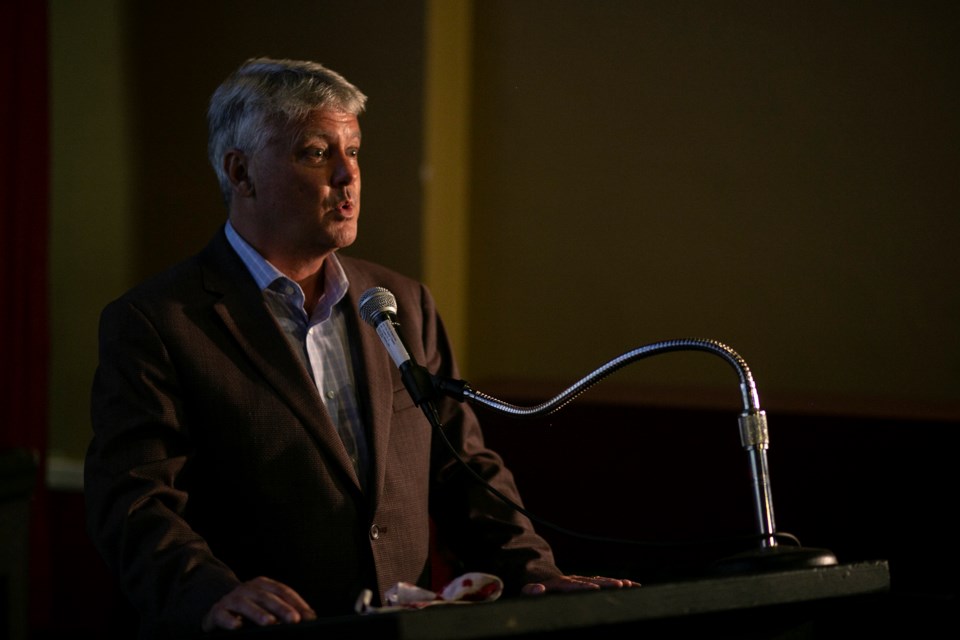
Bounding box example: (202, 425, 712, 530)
(225, 222, 370, 489)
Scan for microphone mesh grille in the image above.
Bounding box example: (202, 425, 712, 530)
(359, 286, 398, 326)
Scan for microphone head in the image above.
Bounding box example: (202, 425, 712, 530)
(359, 287, 398, 327)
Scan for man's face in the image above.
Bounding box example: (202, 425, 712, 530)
(247, 108, 361, 258)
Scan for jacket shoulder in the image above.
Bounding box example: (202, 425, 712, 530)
(102, 228, 244, 315)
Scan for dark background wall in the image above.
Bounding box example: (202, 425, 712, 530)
(467, 0, 959, 413)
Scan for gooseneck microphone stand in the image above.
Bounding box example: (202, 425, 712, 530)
(359, 288, 835, 573)
(434, 338, 838, 573)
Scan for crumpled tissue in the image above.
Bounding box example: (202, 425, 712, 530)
(355, 572, 503, 614)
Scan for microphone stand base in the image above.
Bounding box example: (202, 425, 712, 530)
(710, 545, 839, 576)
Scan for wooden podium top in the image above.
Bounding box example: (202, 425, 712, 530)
(222, 560, 891, 639)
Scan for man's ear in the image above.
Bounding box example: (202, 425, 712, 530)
(224, 149, 255, 197)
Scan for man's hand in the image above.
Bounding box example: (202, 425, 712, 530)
(201, 576, 317, 632)
(521, 574, 640, 595)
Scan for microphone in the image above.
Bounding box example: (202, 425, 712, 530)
(358, 287, 410, 367)
(358, 287, 440, 418)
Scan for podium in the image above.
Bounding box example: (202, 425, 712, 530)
(223, 561, 891, 639)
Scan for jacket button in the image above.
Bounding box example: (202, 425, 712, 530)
(369, 524, 381, 540)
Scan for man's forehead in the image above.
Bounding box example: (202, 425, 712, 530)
(296, 109, 361, 139)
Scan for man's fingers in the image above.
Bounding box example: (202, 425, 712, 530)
(203, 607, 244, 632)
(521, 574, 641, 596)
(247, 576, 317, 621)
(202, 577, 316, 632)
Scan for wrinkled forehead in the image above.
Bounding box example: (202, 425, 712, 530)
(266, 109, 362, 145)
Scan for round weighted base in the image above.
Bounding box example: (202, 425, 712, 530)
(710, 545, 839, 575)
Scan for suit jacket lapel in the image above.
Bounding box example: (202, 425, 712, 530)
(198, 229, 365, 493)
(341, 260, 397, 511)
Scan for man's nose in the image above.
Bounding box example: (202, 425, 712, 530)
(331, 152, 356, 187)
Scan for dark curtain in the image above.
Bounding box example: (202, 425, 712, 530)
(1, 0, 52, 626)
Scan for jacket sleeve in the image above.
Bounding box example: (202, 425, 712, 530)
(85, 297, 240, 636)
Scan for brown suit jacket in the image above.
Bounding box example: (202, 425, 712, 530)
(85, 228, 559, 638)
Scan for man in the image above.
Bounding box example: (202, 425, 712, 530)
(85, 58, 634, 638)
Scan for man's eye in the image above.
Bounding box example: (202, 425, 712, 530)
(307, 148, 327, 159)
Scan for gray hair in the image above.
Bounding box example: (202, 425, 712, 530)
(207, 57, 367, 205)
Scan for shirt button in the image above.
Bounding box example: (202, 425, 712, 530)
(369, 524, 381, 540)
(326, 390, 336, 399)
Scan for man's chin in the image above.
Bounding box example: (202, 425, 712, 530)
(325, 226, 358, 252)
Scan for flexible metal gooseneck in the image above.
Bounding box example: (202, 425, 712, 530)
(439, 339, 777, 549)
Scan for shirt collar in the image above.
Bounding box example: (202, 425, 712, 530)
(224, 220, 350, 319)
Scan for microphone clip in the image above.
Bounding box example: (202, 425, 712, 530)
(399, 362, 439, 408)
(399, 364, 472, 408)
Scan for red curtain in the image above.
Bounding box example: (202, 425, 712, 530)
(1, 0, 52, 626)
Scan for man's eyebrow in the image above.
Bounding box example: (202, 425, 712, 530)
(301, 128, 362, 142)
